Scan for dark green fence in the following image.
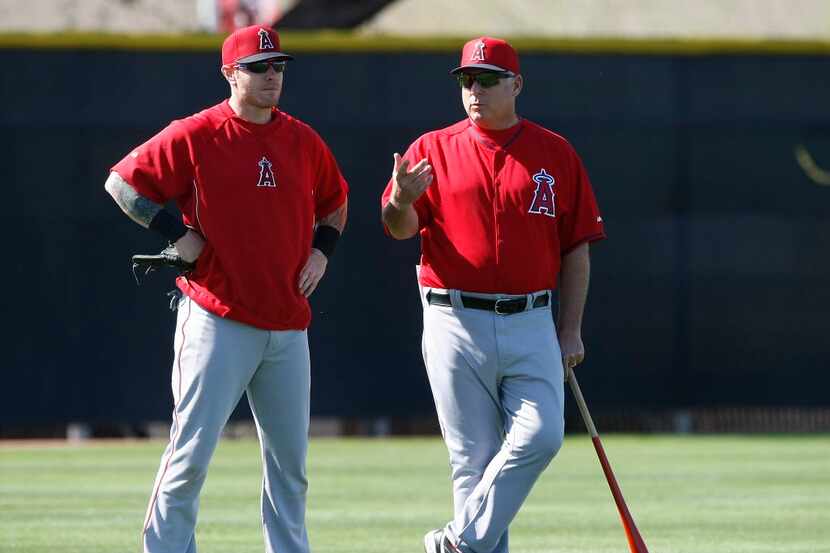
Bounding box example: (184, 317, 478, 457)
(2, 46, 828, 425)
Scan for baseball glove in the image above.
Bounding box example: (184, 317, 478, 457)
(131, 245, 195, 285)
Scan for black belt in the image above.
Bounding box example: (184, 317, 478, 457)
(426, 290, 549, 315)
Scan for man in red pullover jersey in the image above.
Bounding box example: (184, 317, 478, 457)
(382, 37, 605, 553)
(105, 25, 348, 553)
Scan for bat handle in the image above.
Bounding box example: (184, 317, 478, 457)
(567, 371, 598, 438)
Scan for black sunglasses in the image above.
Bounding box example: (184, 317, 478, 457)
(236, 60, 287, 74)
(456, 72, 513, 89)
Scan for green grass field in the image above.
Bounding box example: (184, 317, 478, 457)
(1, 435, 828, 552)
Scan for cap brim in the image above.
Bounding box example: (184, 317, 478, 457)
(450, 63, 509, 74)
(236, 52, 295, 63)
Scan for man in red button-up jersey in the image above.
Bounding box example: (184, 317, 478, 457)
(382, 36, 606, 553)
(106, 25, 348, 553)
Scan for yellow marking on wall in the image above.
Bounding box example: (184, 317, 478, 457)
(795, 145, 830, 186)
(1, 32, 830, 56)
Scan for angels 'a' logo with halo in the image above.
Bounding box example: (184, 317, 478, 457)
(258, 28, 275, 50)
(257, 157, 276, 187)
(528, 168, 556, 217)
(471, 40, 486, 62)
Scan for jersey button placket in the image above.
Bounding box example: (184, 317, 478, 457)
(493, 150, 507, 290)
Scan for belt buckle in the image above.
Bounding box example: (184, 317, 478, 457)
(494, 298, 517, 315)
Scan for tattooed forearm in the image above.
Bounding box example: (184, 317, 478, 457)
(104, 172, 162, 228)
(318, 199, 348, 232)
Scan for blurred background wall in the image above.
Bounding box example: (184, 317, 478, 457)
(2, 0, 830, 39)
(1, 0, 829, 436)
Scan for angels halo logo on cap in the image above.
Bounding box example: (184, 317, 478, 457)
(258, 28, 275, 50)
(471, 40, 486, 62)
(450, 36, 520, 75)
(221, 25, 295, 66)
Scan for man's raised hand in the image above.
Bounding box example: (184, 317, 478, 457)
(390, 153, 433, 208)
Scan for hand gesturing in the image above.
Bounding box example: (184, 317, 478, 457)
(390, 153, 433, 208)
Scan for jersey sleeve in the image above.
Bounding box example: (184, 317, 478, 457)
(111, 120, 195, 204)
(380, 137, 433, 229)
(310, 129, 349, 219)
(558, 148, 606, 254)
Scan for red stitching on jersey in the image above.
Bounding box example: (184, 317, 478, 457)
(142, 297, 192, 537)
(192, 179, 206, 240)
(492, 153, 501, 288)
(501, 124, 524, 150)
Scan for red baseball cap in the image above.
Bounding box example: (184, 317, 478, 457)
(450, 37, 519, 75)
(221, 25, 294, 65)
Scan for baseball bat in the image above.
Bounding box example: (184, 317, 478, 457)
(567, 370, 650, 553)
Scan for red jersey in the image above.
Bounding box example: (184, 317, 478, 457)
(382, 118, 605, 294)
(113, 100, 348, 330)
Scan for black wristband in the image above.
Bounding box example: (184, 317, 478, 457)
(149, 210, 188, 243)
(312, 225, 340, 259)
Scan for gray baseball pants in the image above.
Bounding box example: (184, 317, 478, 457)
(143, 295, 311, 553)
(420, 287, 565, 553)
